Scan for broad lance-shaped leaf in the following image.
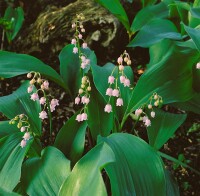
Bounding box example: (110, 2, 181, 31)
(0, 187, 20, 196)
(102, 134, 166, 196)
(21, 147, 71, 196)
(125, 40, 200, 116)
(54, 112, 87, 164)
(95, 0, 130, 31)
(0, 51, 65, 89)
(0, 81, 42, 135)
(4, 6, 24, 41)
(147, 108, 187, 150)
(130, 2, 168, 33)
(59, 142, 114, 196)
(59, 44, 97, 97)
(165, 170, 180, 196)
(87, 77, 113, 140)
(0, 132, 32, 191)
(172, 93, 200, 115)
(128, 18, 182, 48)
(0, 121, 18, 138)
(59, 133, 167, 196)
(183, 24, 200, 51)
(91, 63, 134, 120)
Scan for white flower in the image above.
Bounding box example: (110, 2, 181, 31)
(116, 98, 123, 106)
(108, 76, 115, 84)
(76, 114, 82, 122)
(20, 139, 27, 148)
(135, 108, 142, 116)
(30, 93, 39, 101)
(23, 132, 31, 140)
(106, 88, 113, 96)
(112, 89, 119, 97)
(39, 111, 48, 120)
(75, 97, 80, 105)
(151, 111, 155, 118)
(40, 97, 46, 105)
(196, 62, 200, 69)
(104, 104, 112, 113)
(145, 118, 151, 127)
(81, 113, 87, 121)
(27, 86, 33, 93)
(20, 126, 26, 132)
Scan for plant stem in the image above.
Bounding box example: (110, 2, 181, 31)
(1, 29, 5, 50)
(159, 151, 200, 175)
(44, 91, 53, 144)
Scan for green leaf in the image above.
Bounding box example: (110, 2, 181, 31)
(165, 170, 180, 196)
(21, 146, 71, 196)
(4, 6, 24, 41)
(0, 51, 65, 89)
(125, 40, 200, 115)
(59, 142, 114, 196)
(87, 76, 113, 140)
(0, 132, 31, 191)
(0, 187, 20, 196)
(183, 24, 200, 51)
(173, 93, 200, 114)
(141, 0, 157, 7)
(130, 2, 168, 33)
(59, 133, 166, 196)
(54, 113, 87, 164)
(0, 121, 18, 138)
(95, 0, 130, 31)
(189, 8, 200, 28)
(91, 63, 134, 120)
(128, 19, 182, 48)
(59, 44, 97, 97)
(102, 133, 166, 196)
(0, 81, 42, 135)
(147, 108, 187, 150)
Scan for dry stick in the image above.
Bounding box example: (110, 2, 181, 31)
(1, 29, 5, 50)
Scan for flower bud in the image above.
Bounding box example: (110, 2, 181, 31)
(127, 60, 131, 65)
(27, 73, 32, 78)
(30, 79, 36, 85)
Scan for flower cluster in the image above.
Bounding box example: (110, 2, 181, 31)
(9, 114, 31, 148)
(75, 76, 91, 122)
(134, 93, 163, 127)
(27, 72, 59, 120)
(196, 62, 200, 69)
(104, 51, 132, 113)
(71, 14, 90, 70)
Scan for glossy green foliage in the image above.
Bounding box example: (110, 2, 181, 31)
(125, 40, 200, 115)
(54, 113, 87, 164)
(3, 6, 24, 42)
(59, 44, 97, 97)
(0, 51, 65, 89)
(95, 0, 130, 31)
(87, 79, 113, 140)
(128, 19, 182, 47)
(141, 0, 157, 7)
(183, 24, 200, 51)
(21, 147, 71, 196)
(0, 187, 20, 196)
(131, 2, 168, 33)
(173, 93, 200, 115)
(91, 63, 134, 120)
(147, 108, 187, 150)
(0, 132, 31, 190)
(60, 133, 167, 196)
(0, 81, 41, 135)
